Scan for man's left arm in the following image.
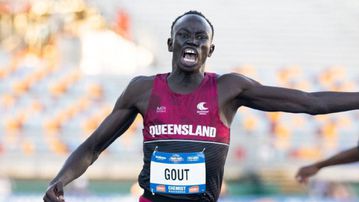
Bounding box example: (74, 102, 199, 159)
(221, 72, 359, 115)
(241, 85, 359, 115)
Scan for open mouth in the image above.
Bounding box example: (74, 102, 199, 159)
(181, 47, 198, 66)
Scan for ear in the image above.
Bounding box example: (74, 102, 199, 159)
(167, 38, 173, 52)
(208, 44, 215, 57)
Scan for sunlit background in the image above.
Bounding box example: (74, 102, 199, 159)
(1, 0, 359, 201)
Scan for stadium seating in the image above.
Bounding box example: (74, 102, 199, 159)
(1, 60, 359, 164)
(1, 0, 359, 185)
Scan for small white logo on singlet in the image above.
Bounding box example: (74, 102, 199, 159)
(156, 106, 166, 113)
(196, 102, 209, 115)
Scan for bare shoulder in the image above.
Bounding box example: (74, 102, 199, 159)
(217, 72, 260, 90)
(116, 75, 155, 111)
(123, 75, 155, 96)
(128, 75, 156, 86)
(215, 72, 262, 111)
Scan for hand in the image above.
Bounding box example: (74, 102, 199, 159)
(295, 164, 320, 184)
(43, 181, 65, 202)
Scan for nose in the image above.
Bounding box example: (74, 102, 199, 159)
(186, 35, 199, 46)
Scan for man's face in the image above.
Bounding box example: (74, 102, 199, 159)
(168, 14, 215, 72)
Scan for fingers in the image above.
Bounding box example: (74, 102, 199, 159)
(43, 192, 65, 202)
(295, 168, 310, 184)
(54, 182, 64, 196)
(295, 174, 308, 184)
(43, 181, 65, 202)
(295, 165, 319, 184)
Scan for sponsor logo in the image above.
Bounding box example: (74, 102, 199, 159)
(156, 185, 166, 192)
(169, 154, 184, 163)
(197, 102, 209, 115)
(189, 186, 199, 193)
(168, 185, 186, 192)
(156, 106, 166, 113)
(155, 155, 166, 161)
(187, 156, 199, 162)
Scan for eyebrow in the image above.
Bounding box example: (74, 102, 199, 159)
(177, 28, 209, 35)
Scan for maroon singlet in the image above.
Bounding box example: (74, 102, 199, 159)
(139, 73, 230, 202)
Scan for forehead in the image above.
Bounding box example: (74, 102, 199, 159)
(173, 14, 212, 35)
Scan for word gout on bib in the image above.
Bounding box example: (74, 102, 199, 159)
(150, 150, 206, 194)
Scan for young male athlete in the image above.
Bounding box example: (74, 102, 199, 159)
(44, 11, 359, 202)
(296, 147, 359, 184)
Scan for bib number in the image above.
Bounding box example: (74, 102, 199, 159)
(150, 151, 206, 194)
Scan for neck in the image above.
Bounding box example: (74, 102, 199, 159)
(171, 59, 206, 73)
(167, 69, 205, 94)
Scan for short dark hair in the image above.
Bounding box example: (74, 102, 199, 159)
(170, 10, 214, 39)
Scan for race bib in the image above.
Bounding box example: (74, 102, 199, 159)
(150, 150, 206, 194)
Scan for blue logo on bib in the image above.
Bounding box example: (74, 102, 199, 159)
(150, 151, 206, 194)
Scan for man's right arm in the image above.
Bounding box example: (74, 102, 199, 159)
(43, 76, 146, 201)
(295, 147, 359, 184)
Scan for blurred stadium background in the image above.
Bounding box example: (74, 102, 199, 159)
(1, 0, 359, 201)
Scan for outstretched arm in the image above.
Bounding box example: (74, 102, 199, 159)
(43, 77, 145, 202)
(295, 147, 359, 184)
(224, 73, 359, 114)
(48, 106, 137, 184)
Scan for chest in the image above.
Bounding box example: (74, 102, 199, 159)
(146, 93, 217, 124)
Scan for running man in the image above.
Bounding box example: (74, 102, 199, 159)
(296, 147, 359, 184)
(44, 11, 359, 202)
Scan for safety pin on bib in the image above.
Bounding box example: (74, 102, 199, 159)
(151, 146, 159, 195)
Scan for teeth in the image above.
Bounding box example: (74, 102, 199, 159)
(184, 49, 195, 54)
(184, 57, 195, 62)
